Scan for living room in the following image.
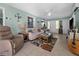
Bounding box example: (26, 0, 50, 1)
(0, 3, 79, 56)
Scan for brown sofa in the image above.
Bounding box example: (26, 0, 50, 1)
(0, 26, 24, 55)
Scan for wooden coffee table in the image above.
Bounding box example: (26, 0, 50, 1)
(37, 33, 53, 43)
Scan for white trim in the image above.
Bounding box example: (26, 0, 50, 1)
(0, 7, 5, 26)
(73, 14, 75, 27)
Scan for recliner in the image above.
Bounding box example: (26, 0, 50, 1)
(0, 26, 24, 55)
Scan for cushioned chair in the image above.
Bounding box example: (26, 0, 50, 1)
(0, 26, 24, 56)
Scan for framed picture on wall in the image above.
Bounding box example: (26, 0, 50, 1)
(28, 17, 33, 28)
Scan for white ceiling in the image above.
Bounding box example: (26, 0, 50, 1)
(7, 3, 75, 20)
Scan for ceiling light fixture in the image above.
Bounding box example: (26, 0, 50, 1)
(48, 12, 51, 16)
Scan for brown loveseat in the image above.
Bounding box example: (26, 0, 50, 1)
(0, 26, 24, 56)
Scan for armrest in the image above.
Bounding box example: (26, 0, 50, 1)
(18, 33, 29, 40)
(12, 34, 24, 46)
(12, 34, 24, 53)
(0, 40, 12, 56)
(14, 34, 24, 39)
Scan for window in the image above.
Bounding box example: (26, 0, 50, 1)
(0, 9, 3, 25)
(28, 17, 33, 28)
(0, 7, 5, 26)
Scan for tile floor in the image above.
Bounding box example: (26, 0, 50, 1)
(15, 34, 75, 56)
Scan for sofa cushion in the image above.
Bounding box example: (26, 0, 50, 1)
(0, 26, 10, 32)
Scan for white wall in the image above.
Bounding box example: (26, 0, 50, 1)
(62, 20, 69, 34)
(50, 20, 58, 33)
(49, 19, 69, 34)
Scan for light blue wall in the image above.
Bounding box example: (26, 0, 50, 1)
(75, 9, 79, 29)
(0, 4, 43, 34)
(35, 17, 43, 28)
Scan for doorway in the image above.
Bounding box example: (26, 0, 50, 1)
(69, 18, 74, 30)
(56, 20, 63, 34)
(58, 20, 63, 34)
